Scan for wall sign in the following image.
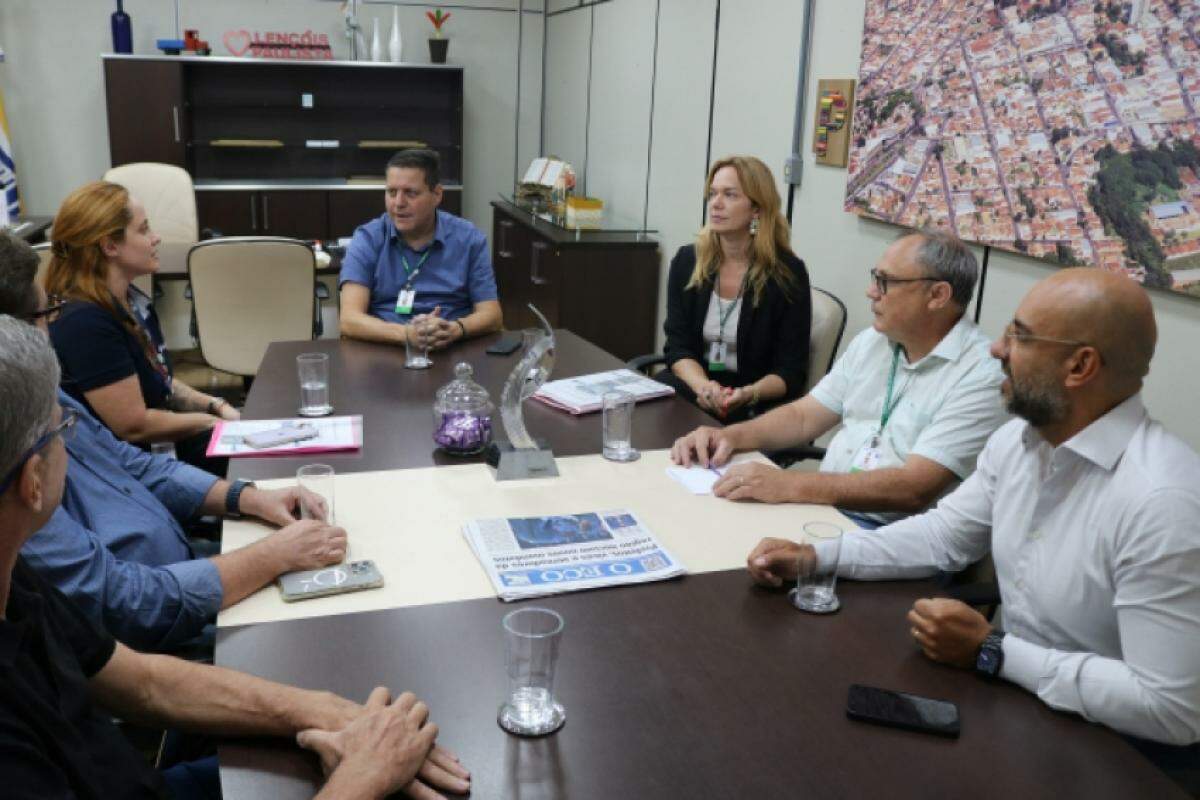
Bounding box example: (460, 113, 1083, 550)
(222, 29, 333, 60)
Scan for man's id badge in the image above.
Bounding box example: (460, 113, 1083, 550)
(850, 435, 884, 472)
(707, 340, 728, 372)
(395, 288, 416, 315)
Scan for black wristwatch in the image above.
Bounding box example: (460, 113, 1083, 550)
(975, 629, 1006, 678)
(225, 479, 255, 518)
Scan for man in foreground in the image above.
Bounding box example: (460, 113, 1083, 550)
(0, 316, 471, 799)
(748, 268, 1200, 748)
(339, 148, 502, 350)
(0, 233, 348, 650)
(673, 230, 1007, 527)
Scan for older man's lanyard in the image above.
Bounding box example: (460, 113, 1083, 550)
(707, 271, 747, 372)
(394, 249, 432, 315)
(873, 344, 906, 449)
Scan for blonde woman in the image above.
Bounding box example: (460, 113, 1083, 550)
(45, 181, 238, 472)
(660, 156, 811, 421)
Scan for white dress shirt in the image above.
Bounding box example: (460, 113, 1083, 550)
(809, 315, 1008, 524)
(822, 394, 1200, 745)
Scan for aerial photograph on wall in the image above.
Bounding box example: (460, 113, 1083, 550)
(845, 0, 1200, 298)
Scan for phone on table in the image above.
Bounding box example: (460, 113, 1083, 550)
(243, 422, 318, 449)
(278, 560, 384, 602)
(845, 684, 960, 738)
(486, 332, 523, 356)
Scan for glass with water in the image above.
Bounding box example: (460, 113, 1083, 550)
(790, 521, 842, 614)
(601, 390, 639, 462)
(296, 353, 333, 416)
(405, 316, 434, 369)
(498, 607, 566, 736)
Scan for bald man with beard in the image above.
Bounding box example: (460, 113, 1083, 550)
(747, 269, 1200, 756)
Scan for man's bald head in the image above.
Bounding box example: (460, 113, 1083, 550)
(1023, 267, 1156, 393)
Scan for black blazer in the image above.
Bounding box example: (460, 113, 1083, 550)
(663, 244, 812, 401)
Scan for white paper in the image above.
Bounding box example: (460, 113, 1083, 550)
(462, 509, 687, 601)
(531, 369, 675, 415)
(522, 157, 548, 184)
(540, 160, 564, 187)
(208, 416, 362, 457)
(666, 464, 730, 495)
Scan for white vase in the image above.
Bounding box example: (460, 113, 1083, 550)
(388, 7, 403, 63)
(370, 18, 384, 62)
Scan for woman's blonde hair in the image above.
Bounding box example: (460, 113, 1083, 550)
(45, 181, 158, 365)
(688, 155, 796, 305)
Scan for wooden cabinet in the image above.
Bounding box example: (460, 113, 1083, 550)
(491, 200, 660, 361)
(103, 55, 465, 243)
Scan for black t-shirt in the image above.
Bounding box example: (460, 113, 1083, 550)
(0, 558, 166, 799)
(50, 292, 172, 424)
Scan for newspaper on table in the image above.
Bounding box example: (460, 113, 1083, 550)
(531, 369, 674, 415)
(462, 509, 687, 601)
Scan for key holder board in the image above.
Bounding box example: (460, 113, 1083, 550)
(813, 79, 856, 168)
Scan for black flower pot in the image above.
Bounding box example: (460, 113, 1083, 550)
(428, 38, 449, 64)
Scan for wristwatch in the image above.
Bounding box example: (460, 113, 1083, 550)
(225, 479, 255, 518)
(975, 629, 1006, 678)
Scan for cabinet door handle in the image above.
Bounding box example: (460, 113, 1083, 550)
(530, 241, 550, 286)
(250, 195, 258, 231)
(262, 195, 270, 231)
(498, 219, 514, 258)
(172, 106, 181, 143)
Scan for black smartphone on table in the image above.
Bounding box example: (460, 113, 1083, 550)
(486, 332, 523, 355)
(846, 683, 960, 738)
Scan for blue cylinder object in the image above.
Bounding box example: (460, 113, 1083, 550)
(111, 0, 132, 54)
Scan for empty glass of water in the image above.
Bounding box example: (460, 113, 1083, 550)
(296, 463, 335, 526)
(297, 353, 333, 417)
(790, 521, 843, 614)
(601, 390, 639, 462)
(498, 607, 566, 736)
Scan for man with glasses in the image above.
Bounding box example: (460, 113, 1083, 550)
(672, 230, 1007, 526)
(0, 233, 351, 652)
(747, 269, 1200, 770)
(0, 316, 471, 799)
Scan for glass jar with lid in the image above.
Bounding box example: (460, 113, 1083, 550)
(432, 362, 494, 455)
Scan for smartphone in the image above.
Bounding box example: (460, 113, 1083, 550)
(845, 684, 960, 738)
(243, 423, 318, 449)
(486, 333, 523, 355)
(278, 560, 384, 602)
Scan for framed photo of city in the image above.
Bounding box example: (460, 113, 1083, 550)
(844, 0, 1200, 299)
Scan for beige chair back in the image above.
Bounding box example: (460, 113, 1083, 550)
(806, 286, 848, 393)
(32, 242, 52, 288)
(188, 238, 315, 376)
(103, 163, 199, 243)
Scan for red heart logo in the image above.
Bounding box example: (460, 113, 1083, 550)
(223, 29, 252, 57)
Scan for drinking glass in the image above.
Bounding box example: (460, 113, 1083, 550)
(498, 607, 566, 736)
(297, 353, 333, 416)
(789, 521, 842, 614)
(521, 327, 544, 351)
(601, 390, 639, 462)
(297, 463, 336, 526)
(405, 316, 434, 369)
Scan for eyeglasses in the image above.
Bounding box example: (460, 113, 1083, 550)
(0, 408, 78, 496)
(869, 268, 940, 296)
(24, 294, 66, 324)
(1002, 323, 1104, 363)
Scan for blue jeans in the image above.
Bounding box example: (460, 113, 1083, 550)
(160, 755, 221, 800)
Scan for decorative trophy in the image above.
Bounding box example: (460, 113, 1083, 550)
(485, 305, 559, 480)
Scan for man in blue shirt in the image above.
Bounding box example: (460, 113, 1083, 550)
(0, 233, 350, 651)
(339, 148, 503, 349)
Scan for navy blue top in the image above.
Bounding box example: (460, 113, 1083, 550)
(338, 210, 498, 323)
(49, 287, 172, 424)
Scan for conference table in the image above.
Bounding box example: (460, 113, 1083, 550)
(215, 331, 1184, 799)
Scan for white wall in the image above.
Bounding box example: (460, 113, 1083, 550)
(0, 0, 543, 234)
(541, 0, 1200, 451)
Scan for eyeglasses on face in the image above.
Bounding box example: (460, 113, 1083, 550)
(1001, 322, 1105, 364)
(24, 294, 67, 324)
(0, 408, 78, 496)
(869, 268, 940, 296)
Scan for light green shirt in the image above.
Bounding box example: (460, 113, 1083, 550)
(809, 315, 1008, 525)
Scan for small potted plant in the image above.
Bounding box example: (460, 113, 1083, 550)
(426, 8, 451, 63)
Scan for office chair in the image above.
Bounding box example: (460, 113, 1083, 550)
(187, 238, 319, 379)
(104, 162, 197, 299)
(626, 285, 848, 464)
